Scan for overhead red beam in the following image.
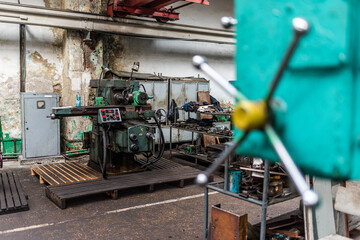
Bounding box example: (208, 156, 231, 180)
(185, 0, 209, 5)
(143, 0, 181, 9)
(123, 0, 157, 7)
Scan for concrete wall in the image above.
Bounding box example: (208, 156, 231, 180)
(0, 0, 234, 151)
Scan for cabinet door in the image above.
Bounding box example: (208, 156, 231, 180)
(22, 94, 60, 158)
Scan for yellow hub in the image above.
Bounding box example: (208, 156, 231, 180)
(232, 100, 267, 130)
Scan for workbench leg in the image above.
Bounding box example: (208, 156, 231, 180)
(170, 126, 172, 158)
(312, 177, 336, 238)
(204, 187, 209, 240)
(192, 132, 194, 145)
(224, 156, 229, 191)
(260, 160, 270, 240)
(303, 175, 315, 240)
(224, 142, 232, 191)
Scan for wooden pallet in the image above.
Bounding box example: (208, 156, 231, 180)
(31, 162, 102, 185)
(46, 166, 201, 209)
(0, 172, 29, 215)
(134, 156, 184, 170)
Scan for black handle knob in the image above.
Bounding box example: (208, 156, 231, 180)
(129, 133, 137, 141)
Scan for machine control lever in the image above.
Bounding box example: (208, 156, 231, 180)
(264, 18, 310, 104)
(192, 55, 247, 102)
(221, 16, 238, 29)
(265, 125, 318, 206)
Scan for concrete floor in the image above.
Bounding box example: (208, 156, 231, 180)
(0, 157, 302, 240)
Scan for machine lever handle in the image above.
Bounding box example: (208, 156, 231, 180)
(264, 124, 318, 206)
(264, 18, 310, 105)
(221, 16, 238, 29)
(192, 55, 247, 102)
(195, 131, 248, 186)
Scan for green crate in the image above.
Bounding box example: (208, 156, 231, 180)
(3, 133, 21, 154)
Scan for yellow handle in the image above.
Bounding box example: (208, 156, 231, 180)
(232, 100, 266, 130)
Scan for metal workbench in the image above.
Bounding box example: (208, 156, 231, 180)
(169, 108, 233, 161)
(202, 148, 299, 240)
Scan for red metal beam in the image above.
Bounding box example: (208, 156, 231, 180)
(107, 0, 209, 21)
(143, 0, 181, 9)
(110, 5, 180, 20)
(123, 0, 157, 7)
(185, 0, 209, 5)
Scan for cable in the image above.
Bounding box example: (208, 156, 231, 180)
(139, 84, 147, 93)
(96, 70, 104, 98)
(141, 116, 165, 168)
(101, 126, 108, 179)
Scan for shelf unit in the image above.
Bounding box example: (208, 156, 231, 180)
(169, 108, 233, 161)
(169, 107, 297, 240)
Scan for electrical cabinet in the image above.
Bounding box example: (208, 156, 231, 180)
(21, 93, 60, 158)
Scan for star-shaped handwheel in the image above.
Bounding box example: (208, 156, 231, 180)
(192, 18, 318, 207)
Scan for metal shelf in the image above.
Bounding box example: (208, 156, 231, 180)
(175, 150, 218, 165)
(207, 181, 299, 206)
(199, 112, 232, 116)
(170, 125, 233, 139)
(176, 107, 233, 116)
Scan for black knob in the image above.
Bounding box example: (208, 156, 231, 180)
(146, 132, 154, 139)
(130, 144, 139, 152)
(129, 133, 137, 141)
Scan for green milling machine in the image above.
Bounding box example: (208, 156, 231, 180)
(51, 69, 165, 178)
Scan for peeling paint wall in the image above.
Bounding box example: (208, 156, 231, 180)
(104, 0, 235, 105)
(0, 22, 21, 138)
(0, 0, 234, 152)
(59, 0, 104, 151)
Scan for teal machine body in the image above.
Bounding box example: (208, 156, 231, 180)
(234, 0, 360, 179)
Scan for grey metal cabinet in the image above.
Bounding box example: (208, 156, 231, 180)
(139, 78, 209, 143)
(21, 93, 60, 158)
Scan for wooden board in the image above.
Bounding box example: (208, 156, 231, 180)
(197, 91, 213, 120)
(335, 186, 360, 216)
(31, 162, 102, 185)
(46, 166, 201, 209)
(203, 135, 216, 148)
(198, 91, 217, 146)
(134, 156, 184, 170)
(0, 172, 29, 215)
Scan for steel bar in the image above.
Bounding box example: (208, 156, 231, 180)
(264, 18, 309, 104)
(0, 1, 234, 44)
(206, 183, 263, 205)
(224, 153, 229, 191)
(203, 187, 209, 240)
(238, 166, 287, 176)
(264, 124, 318, 206)
(193, 55, 247, 101)
(195, 131, 248, 186)
(260, 160, 270, 240)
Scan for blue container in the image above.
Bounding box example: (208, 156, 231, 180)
(229, 169, 242, 193)
(76, 93, 81, 107)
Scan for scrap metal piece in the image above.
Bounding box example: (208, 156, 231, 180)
(209, 205, 248, 240)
